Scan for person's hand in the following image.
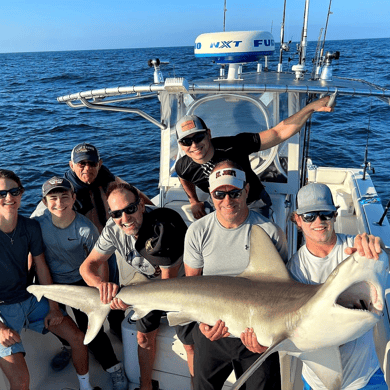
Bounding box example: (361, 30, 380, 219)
(191, 201, 207, 220)
(199, 320, 230, 341)
(0, 326, 21, 347)
(97, 282, 119, 304)
(44, 307, 64, 328)
(345, 233, 382, 260)
(240, 328, 268, 354)
(311, 95, 334, 113)
(110, 297, 130, 311)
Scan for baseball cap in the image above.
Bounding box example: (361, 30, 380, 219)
(296, 183, 337, 214)
(135, 208, 187, 266)
(42, 176, 74, 198)
(209, 168, 246, 193)
(176, 115, 208, 141)
(71, 143, 100, 164)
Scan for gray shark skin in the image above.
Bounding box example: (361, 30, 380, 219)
(27, 226, 389, 390)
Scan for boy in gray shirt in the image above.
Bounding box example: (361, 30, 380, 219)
(33, 176, 128, 390)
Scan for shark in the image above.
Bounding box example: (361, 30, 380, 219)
(27, 226, 389, 390)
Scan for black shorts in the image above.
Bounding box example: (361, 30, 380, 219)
(136, 311, 195, 345)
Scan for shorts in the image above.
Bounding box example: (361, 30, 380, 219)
(0, 295, 54, 358)
(302, 368, 387, 390)
(136, 311, 194, 345)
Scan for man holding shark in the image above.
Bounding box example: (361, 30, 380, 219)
(79, 182, 195, 390)
(241, 183, 388, 389)
(184, 159, 288, 390)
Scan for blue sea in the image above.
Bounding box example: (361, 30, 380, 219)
(1, 38, 389, 216)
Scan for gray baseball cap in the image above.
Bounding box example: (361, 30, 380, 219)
(296, 183, 337, 214)
(176, 115, 208, 141)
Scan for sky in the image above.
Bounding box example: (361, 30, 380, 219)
(1, 0, 389, 53)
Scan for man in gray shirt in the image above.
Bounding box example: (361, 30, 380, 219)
(184, 159, 287, 390)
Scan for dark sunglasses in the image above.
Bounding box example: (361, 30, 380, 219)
(77, 161, 99, 168)
(0, 187, 23, 199)
(300, 211, 335, 223)
(212, 188, 244, 200)
(109, 198, 140, 219)
(179, 132, 207, 147)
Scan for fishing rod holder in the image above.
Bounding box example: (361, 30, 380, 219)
(320, 51, 340, 81)
(148, 58, 169, 84)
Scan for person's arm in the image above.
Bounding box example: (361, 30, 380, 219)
(259, 96, 333, 150)
(32, 253, 64, 328)
(79, 248, 118, 304)
(180, 178, 206, 220)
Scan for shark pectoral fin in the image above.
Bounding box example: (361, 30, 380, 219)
(299, 346, 342, 390)
(166, 312, 193, 326)
(232, 338, 292, 390)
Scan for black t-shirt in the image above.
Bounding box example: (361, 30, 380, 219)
(175, 133, 264, 203)
(0, 215, 43, 304)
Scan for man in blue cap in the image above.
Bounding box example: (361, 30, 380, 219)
(241, 182, 388, 390)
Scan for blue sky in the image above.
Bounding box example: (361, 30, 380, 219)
(1, 0, 389, 53)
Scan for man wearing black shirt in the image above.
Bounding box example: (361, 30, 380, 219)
(175, 96, 333, 219)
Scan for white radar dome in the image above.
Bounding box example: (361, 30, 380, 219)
(194, 31, 275, 64)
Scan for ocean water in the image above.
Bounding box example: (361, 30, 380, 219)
(0, 38, 389, 216)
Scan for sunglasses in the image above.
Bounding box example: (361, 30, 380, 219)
(179, 132, 207, 147)
(77, 161, 99, 168)
(109, 198, 140, 219)
(0, 187, 23, 199)
(212, 188, 244, 200)
(300, 211, 335, 223)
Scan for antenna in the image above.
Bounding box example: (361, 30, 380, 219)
(223, 0, 227, 31)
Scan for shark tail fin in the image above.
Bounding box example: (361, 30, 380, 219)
(27, 284, 111, 345)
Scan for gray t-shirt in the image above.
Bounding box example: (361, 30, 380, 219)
(34, 209, 99, 284)
(287, 234, 380, 390)
(184, 210, 288, 276)
(94, 217, 179, 284)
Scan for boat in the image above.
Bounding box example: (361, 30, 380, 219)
(1, 1, 389, 389)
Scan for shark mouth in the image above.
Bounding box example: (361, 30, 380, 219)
(336, 281, 382, 315)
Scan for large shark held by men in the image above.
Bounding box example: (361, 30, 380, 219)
(28, 226, 389, 390)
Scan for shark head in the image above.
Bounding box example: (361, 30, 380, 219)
(292, 249, 389, 351)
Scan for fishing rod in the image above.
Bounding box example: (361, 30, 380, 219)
(320, 0, 333, 62)
(292, 0, 309, 79)
(362, 99, 374, 181)
(277, 0, 287, 72)
(311, 28, 323, 79)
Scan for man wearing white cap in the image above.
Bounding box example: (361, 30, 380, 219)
(241, 183, 388, 390)
(184, 159, 288, 390)
(175, 96, 333, 220)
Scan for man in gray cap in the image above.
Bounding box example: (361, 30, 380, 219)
(175, 96, 334, 220)
(241, 182, 388, 389)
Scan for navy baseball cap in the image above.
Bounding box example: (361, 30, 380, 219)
(71, 143, 100, 164)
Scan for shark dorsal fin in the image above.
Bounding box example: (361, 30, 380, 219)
(238, 225, 292, 281)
